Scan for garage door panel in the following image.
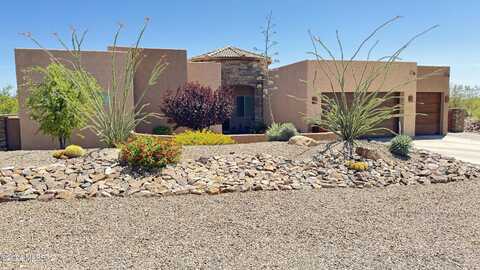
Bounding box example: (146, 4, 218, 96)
(416, 115, 440, 125)
(415, 125, 440, 135)
(416, 92, 440, 102)
(416, 104, 441, 113)
(415, 92, 441, 135)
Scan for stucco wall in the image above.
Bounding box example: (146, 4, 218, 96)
(417, 66, 450, 135)
(110, 47, 188, 134)
(15, 48, 130, 150)
(187, 62, 221, 89)
(417, 66, 450, 93)
(269, 61, 309, 131)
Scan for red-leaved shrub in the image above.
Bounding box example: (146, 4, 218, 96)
(162, 82, 233, 130)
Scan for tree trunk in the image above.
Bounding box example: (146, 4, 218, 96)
(59, 136, 66, 149)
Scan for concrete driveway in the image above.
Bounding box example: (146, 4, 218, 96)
(414, 132, 480, 165)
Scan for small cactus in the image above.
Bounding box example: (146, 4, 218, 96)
(389, 135, 413, 157)
(52, 150, 65, 159)
(63, 145, 85, 158)
(347, 161, 369, 171)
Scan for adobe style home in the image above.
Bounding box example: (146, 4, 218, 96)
(11, 46, 450, 150)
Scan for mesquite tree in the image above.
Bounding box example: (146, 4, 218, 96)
(162, 82, 233, 130)
(26, 63, 99, 148)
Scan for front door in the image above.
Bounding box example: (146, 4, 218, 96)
(225, 85, 255, 133)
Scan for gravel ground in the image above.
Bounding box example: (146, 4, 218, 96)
(0, 142, 317, 168)
(0, 150, 59, 168)
(0, 181, 479, 269)
(182, 142, 315, 161)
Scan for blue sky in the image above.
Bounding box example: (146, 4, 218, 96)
(1, 0, 479, 89)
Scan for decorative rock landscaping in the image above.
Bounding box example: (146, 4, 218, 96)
(465, 118, 480, 133)
(1, 142, 479, 203)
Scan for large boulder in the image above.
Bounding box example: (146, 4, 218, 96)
(355, 146, 382, 160)
(287, 135, 319, 147)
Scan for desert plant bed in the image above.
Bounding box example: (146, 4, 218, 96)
(0, 141, 479, 203)
(132, 131, 337, 144)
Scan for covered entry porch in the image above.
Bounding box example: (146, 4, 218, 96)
(223, 85, 259, 133)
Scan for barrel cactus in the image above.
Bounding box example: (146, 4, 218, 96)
(63, 145, 86, 158)
(347, 161, 369, 171)
(389, 135, 413, 157)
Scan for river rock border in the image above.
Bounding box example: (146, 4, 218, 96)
(0, 147, 479, 202)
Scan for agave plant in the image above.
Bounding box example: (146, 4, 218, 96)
(307, 16, 438, 158)
(23, 18, 168, 147)
(389, 134, 413, 157)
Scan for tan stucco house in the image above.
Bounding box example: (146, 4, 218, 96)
(270, 60, 450, 136)
(13, 46, 449, 150)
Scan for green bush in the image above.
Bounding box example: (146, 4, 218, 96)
(389, 135, 413, 157)
(266, 123, 299, 141)
(0, 85, 18, 115)
(119, 136, 181, 170)
(464, 98, 480, 120)
(174, 130, 234, 145)
(153, 125, 173, 135)
(26, 63, 99, 148)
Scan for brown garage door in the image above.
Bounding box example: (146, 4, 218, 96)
(323, 92, 399, 136)
(415, 92, 441, 135)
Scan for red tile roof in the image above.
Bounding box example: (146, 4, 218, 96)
(191, 46, 269, 62)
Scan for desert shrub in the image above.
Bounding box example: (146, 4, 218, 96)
(0, 85, 18, 115)
(119, 136, 181, 170)
(153, 125, 173, 135)
(63, 144, 86, 158)
(347, 161, 368, 171)
(449, 84, 480, 114)
(162, 82, 234, 130)
(463, 97, 480, 120)
(266, 122, 299, 141)
(472, 106, 480, 120)
(389, 134, 413, 157)
(26, 63, 99, 148)
(174, 130, 234, 145)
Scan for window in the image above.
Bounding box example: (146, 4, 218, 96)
(236, 96, 254, 118)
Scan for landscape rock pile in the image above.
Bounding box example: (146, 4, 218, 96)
(465, 118, 480, 133)
(0, 146, 479, 202)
